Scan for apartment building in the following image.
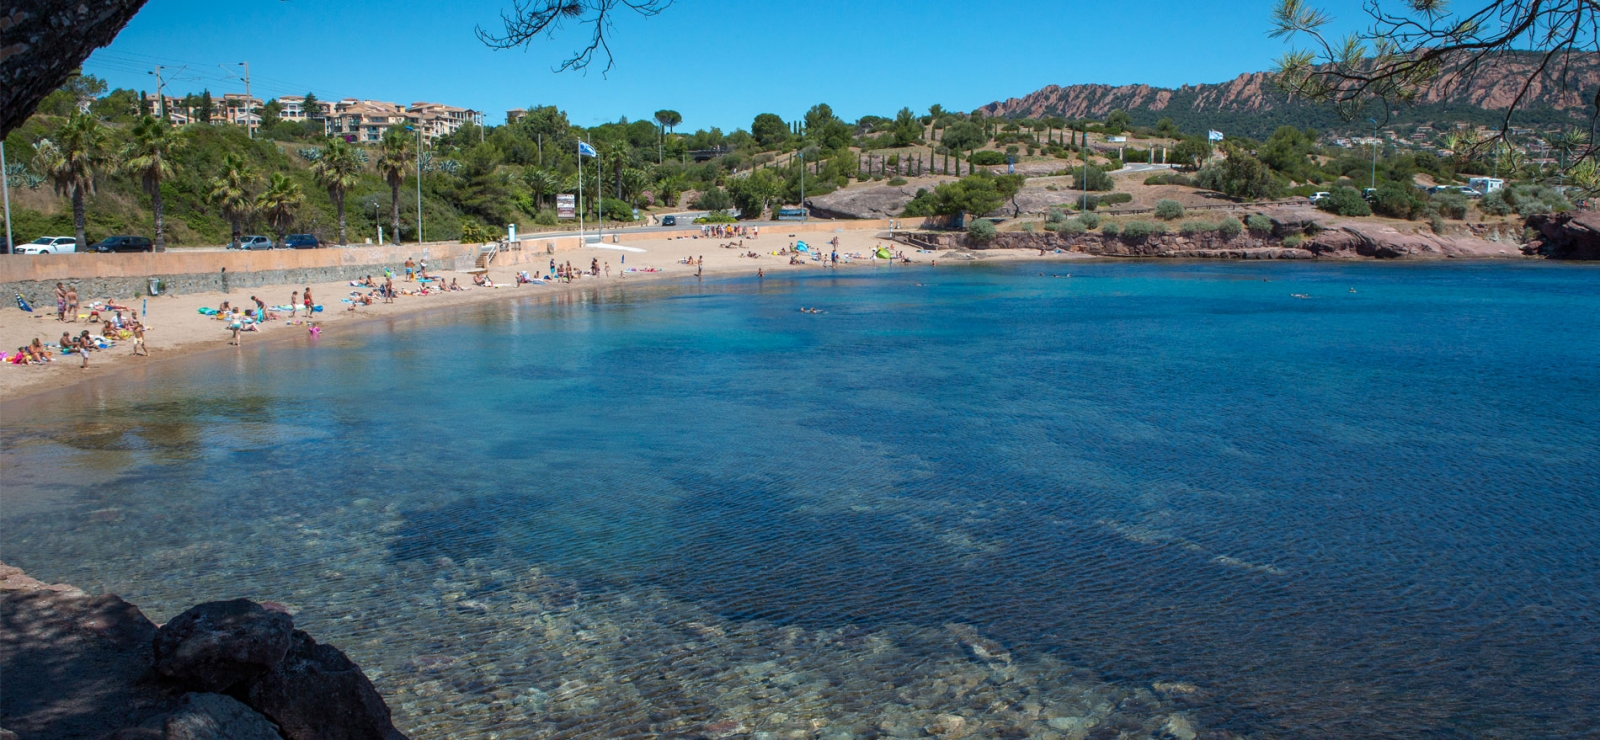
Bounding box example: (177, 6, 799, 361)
(278, 95, 333, 123)
(325, 99, 484, 143)
(507, 108, 528, 125)
(325, 99, 411, 143)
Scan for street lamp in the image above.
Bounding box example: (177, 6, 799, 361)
(1369, 118, 1379, 191)
(405, 125, 423, 243)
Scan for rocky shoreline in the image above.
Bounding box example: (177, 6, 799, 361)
(0, 563, 405, 740)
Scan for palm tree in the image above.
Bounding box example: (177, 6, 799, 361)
(208, 154, 256, 248)
(523, 167, 560, 210)
(122, 116, 183, 251)
(311, 138, 361, 245)
(375, 128, 413, 244)
(33, 112, 106, 250)
(257, 173, 304, 244)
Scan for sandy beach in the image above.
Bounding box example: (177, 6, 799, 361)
(0, 229, 1092, 402)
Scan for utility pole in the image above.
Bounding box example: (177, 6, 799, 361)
(1369, 118, 1379, 191)
(148, 66, 166, 121)
(240, 62, 253, 138)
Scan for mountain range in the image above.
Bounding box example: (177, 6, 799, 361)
(980, 52, 1600, 139)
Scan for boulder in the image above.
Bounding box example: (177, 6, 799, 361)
(162, 693, 282, 740)
(153, 599, 294, 692)
(244, 629, 407, 740)
(1524, 210, 1600, 259)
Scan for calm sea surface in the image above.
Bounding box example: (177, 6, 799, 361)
(3, 261, 1598, 739)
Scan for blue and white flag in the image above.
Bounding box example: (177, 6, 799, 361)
(578, 141, 597, 158)
(1208, 130, 1225, 142)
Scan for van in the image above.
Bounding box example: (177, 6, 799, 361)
(1468, 177, 1505, 194)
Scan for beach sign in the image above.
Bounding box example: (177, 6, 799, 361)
(557, 193, 576, 220)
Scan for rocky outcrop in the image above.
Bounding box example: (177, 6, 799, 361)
(1523, 211, 1600, 259)
(0, 561, 407, 740)
(806, 184, 922, 219)
(1306, 223, 1524, 259)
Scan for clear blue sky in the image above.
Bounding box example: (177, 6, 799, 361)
(84, 0, 1371, 131)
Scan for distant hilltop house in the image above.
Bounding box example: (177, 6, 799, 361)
(135, 91, 481, 143)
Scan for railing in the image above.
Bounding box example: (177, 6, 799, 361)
(475, 242, 499, 269)
(1027, 198, 1303, 218)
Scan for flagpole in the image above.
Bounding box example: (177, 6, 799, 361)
(577, 141, 584, 244)
(595, 148, 603, 244)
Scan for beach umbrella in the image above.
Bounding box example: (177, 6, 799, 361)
(15, 292, 32, 312)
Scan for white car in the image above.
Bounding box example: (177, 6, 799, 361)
(1309, 192, 1332, 204)
(18, 236, 78, 255)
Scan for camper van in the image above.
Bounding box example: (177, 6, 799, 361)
(1468, 177, 1505, 194)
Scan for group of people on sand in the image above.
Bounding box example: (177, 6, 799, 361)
(546, 258, 609, 282)
(10, 317, 147, 370)
(701, 224, 757, 239)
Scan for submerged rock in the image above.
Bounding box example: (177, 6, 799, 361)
(161, 693, 282, 740)
(153, 599, 294, 692)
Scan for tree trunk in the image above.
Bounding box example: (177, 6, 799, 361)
(2, 0, 152, 136)
(230, 217, 241, 247)
(336, 191, 347, 246)
(71, 183, 87, 249)
(390, 181, 402, 245)
(151, 177, 165, 251)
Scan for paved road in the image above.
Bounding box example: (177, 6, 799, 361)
(1115, 163, 1176, 174)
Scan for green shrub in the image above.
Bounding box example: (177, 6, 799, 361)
(533, 209, 558, 226)
(967, 218, 997, 243)
(693, 212, 738, 224)
(1078, 212, 1102, 229)
(1101, 192, 1133, 206)
(1319, 187, 1371, 217)
(1145, 172, 1198, 187)
(1055, 219, 1087, 234)
(1429, 215, 1447, 234)
(1074, 166, 1115, 191)
(1154, 199, 1185, 220)
(1478, 191, 1513, 216)
(969, 150, 1006, 166)
(1372, 183, 1425, 220)
(1246, 214, 1273, 234)
(1431, 192, 1469, 219)
(1046, 208, 1069, 225)
(1284, 234, 1305, 247)
(1219, 217, 1243, 239)
(1122, 220, 1159, 239)
(1100, 221, 1120, 237)
(1021, 221, 1036, 233)
(1179, 220, 1219, 235)
(694, 187, 734, 211)
(887, 177, 908, 186)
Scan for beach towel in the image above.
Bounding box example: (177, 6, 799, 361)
(197, 307, 219, 316)
(15, 293, 33, 312)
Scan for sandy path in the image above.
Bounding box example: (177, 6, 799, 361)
(0, 229, 1091, 402)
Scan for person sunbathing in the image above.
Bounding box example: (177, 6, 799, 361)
(30, 339, 53, 362)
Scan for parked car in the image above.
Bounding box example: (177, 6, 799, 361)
(661, 215, 677, 226)
(1362, 188, 1379, 201)
(18, 236, 78, 255)
(1458, 186, 1482, 199)
(1308, 192, 1331, 204)
(91, 236, 154, 253)
(284, 233, 321, 249)
(237, 235, 274, 250)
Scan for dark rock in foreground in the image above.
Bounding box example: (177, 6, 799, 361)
(0, 561, 407, 740)
(154, 600, 294, 693)
(1524, 211, 1600, 259)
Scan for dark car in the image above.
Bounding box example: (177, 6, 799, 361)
(91, 236, 154, 253)
(284, 234, 321, 249)
(661, 215, 677, 227)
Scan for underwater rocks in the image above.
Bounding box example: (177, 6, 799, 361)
(0, 562, 407, 740)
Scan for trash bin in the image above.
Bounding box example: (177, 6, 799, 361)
(148, 277, 161, 296)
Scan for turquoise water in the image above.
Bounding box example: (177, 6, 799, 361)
(3, 261, 1598, 739)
